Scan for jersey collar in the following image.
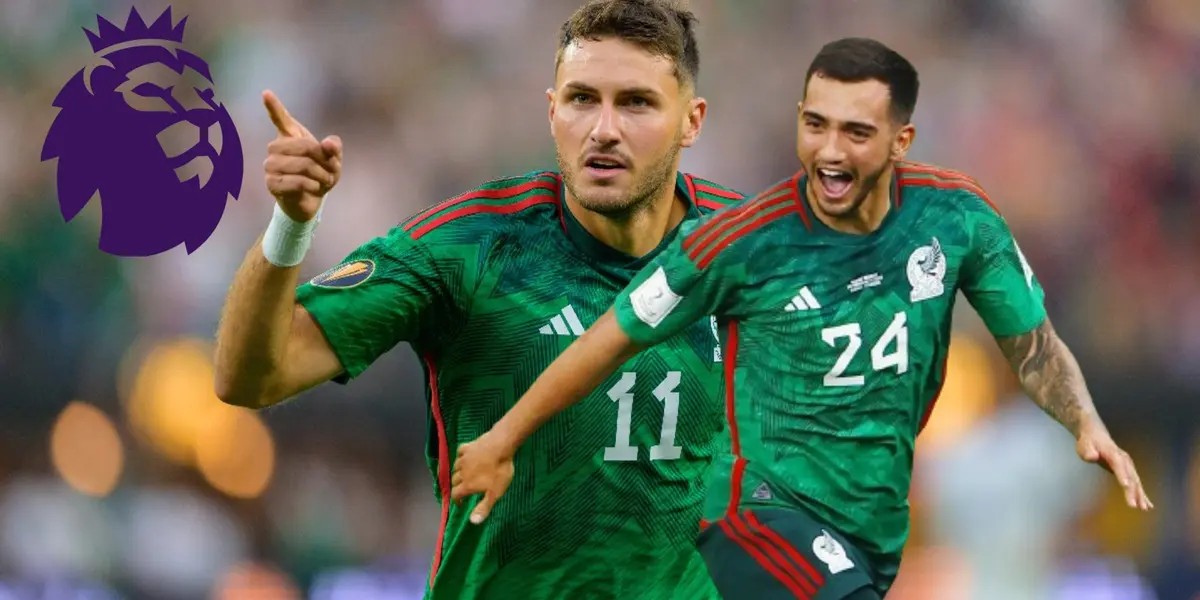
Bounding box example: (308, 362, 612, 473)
(556, 171, 698, 270)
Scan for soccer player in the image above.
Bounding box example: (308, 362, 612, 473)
(450, 37, 1154, 600)
(212, 2, 744, 599)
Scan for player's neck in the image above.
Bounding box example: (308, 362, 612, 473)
(565, 181, 686, 258)
(808, 167, 895, 235)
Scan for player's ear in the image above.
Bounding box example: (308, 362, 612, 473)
(891, 123, 915, 161)
(547, 87, 557, 133)
(681, 95, 706, 148)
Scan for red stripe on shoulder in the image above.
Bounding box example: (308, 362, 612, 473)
(684, 186, 798, 270)
(896, 162, 1000, 214)
(409, 194, 556, 240)
(694, 182, 743, 201)
(694, 201, 797, 270)
(683, 179, 789, 253)
(403, 174, 556, 233)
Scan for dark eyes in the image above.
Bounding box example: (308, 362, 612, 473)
(569, 94, 650, 107)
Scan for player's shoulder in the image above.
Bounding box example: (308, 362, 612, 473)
(681, 173, 746, 215)
(895, 161, 1001, 216)
(397, 170, 561, 243)
(679, 172, 802, 267)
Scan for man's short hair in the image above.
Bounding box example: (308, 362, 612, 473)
(557, 0, 700, 89)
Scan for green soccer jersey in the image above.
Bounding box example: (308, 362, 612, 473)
(612, 162, 1047, 589)
(296, 170, 744, 600)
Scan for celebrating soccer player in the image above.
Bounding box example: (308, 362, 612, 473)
(451, 37, 1153, 600)
(212, 1, 743, 598)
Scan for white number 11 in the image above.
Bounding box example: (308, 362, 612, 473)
(604, 371, 683, 462)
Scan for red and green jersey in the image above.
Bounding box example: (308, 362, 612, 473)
(295, 171, 744, 600)
(612, 162, 1047, 589)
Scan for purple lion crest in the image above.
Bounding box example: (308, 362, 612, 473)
(41, 7, 243, 256)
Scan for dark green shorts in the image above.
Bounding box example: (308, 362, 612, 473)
(697, 508, 881, 600)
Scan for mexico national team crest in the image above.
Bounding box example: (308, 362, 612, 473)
(41, 7, 243, 257)
(907, 237, 946, 302)
(311, 260, 375, 289)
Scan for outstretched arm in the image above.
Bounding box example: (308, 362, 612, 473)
(994, 318, 1098, 437)
(995, 318, 1152, 510)
(449, 309, 644, 523)
(953, 182, 1151, 512)
(494, 310, 642, 458)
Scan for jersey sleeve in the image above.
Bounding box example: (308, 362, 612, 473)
(614, 215, 749, 347)
(959, 196, 1047, 338)
(295, 225, 456, 382)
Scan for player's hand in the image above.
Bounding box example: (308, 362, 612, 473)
(261, 90, 342, 222)
(1077, 423, 1153, 511)
(451, 432, 515, 525)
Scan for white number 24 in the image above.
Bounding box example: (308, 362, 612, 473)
(821, 312, 909, 387)
(604, 371, 682, 462)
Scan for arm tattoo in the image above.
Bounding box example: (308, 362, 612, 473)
(995, 318, 1100, 437)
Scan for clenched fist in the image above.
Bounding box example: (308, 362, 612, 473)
(261, 90, 342, 222)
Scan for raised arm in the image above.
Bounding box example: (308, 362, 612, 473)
(214, 91, 344, 408)
(216, 91, 458, 409)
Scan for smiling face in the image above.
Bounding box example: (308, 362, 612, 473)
(797, 73, 914, 220)
(549, 36, 704, 217)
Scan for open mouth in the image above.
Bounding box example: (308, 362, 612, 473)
(584, 155, 627, 177)
(816, 167, 855, 200)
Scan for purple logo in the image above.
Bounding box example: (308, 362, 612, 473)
(41, 7, 243, 256)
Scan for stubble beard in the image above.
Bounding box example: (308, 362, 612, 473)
(558, 137, 682, 221)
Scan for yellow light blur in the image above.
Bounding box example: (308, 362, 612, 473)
(122, 337, 276, 499)
(1087, 439, 1159, 561)
(196, 408, 276, 499)
(50, 401, 124, 497)
(126, 338, 227, 465)
(916, 334, 997, 453)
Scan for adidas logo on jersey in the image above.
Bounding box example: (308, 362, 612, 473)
(539, 304, 586, 336)
(784, 287, 822, 312)
(752, 482, 773, 501)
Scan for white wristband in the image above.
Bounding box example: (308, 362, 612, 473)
(261, 198, 325, 267)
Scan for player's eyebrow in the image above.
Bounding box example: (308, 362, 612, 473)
(561, 81, 662, 99)
(801, 109, 878, 134)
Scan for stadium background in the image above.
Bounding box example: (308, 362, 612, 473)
(1, 0, 1198, 597)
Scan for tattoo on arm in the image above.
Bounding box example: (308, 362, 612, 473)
(995, 318, 1100, 437)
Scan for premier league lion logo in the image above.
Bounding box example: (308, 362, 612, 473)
(41, 7, 243, 256)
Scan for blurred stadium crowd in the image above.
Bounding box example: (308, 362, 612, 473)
(0, 0, 1198, 598)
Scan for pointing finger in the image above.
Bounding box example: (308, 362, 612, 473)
(262, 90, 306, 138)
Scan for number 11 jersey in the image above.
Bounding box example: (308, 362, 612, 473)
(612, 163, 1048, 586)
(296, 170, 744, 600)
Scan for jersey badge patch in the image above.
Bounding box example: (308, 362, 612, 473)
(907, 237, 946, 302)
(812, 530, 855, 574)
(311, 259, 375, 289)
(630, 266, 682, 328)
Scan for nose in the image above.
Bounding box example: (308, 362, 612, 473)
(815, 131, 847, 165)
(589, 103, 620, 146)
